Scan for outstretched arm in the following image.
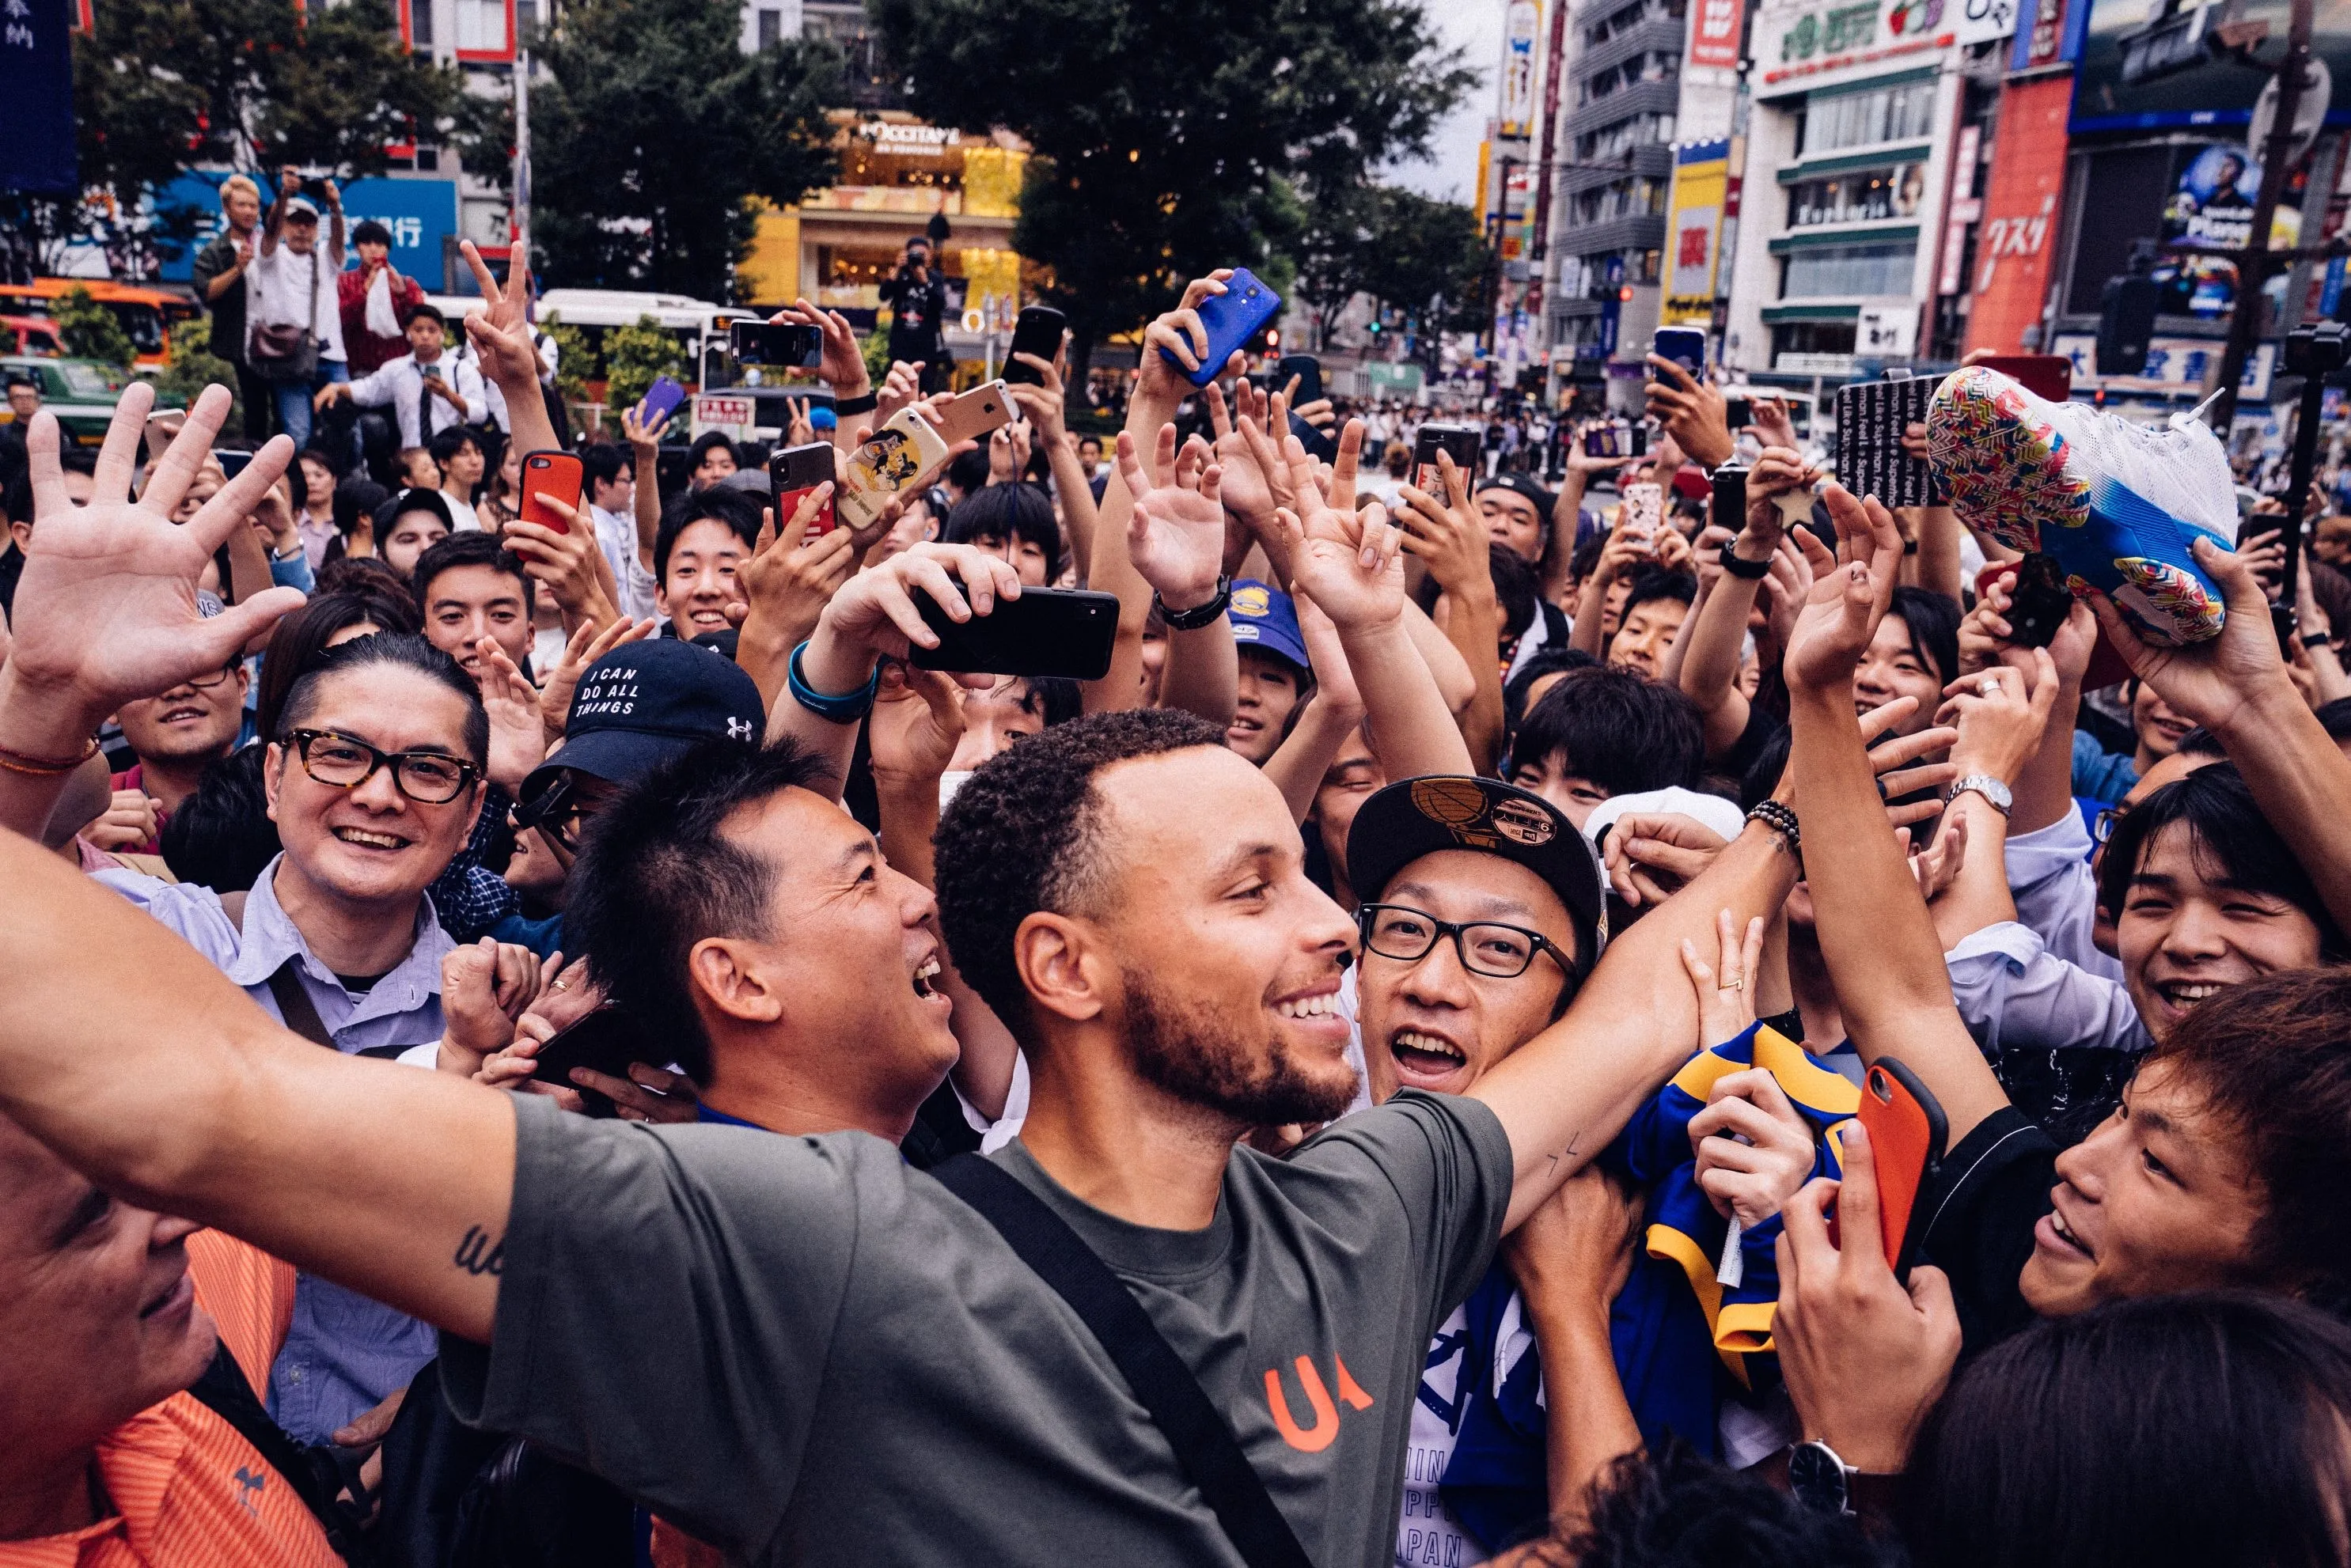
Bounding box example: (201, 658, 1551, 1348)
(0, 804, 513, 1342)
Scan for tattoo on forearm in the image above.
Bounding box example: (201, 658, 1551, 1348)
(453, 1225, 505, 1278)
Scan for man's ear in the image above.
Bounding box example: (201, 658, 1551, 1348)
(262, 742, 286, 826)
(1013, 911, 1106, 1028)
(688, 936, 785, 1026)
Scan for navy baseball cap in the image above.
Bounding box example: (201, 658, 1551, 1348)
(1227, 578, 1309, 672)
(521, 639, 764, 799)
(1347, 776, 1608, 971)
(1477, 472, 1557, 522)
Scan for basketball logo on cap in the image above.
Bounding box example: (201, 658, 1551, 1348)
(1231, 583, 1272, 618)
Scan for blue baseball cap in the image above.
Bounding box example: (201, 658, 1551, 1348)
(810, 406, 838, 430)
(521, 639, 764, 800)
(1226, 578, 1309, 672)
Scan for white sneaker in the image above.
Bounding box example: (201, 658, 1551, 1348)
(1928, 366, 2239, 644)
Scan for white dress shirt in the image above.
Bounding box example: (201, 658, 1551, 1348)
(346, 351, 485, 447)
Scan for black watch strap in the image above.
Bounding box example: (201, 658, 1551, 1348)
(1718, 538, 1773, 579)
(1156, 575, 1233, 631)
(833, 390, 879, 415)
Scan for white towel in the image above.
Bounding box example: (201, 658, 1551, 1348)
(364, 266, 401, 339)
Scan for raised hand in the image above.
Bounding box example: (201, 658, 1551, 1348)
(866, 661, 965, 789)
(1859, 695, 1960, 830)
(474, 638, 548, 792)
(1936, 652, 2060, 789)
(1005, 352, 1068, 445)
(871, 359, 924, 430)
(1605, 811, 1730, 908)
(2087, 536, 2297, 737)
(1783, 483, 1903, 697)
(3, 384, 304, 754)
(1394, 449, 1489, 597)
(436, 937, 526, 1077)
(1645, 358, 1733, 471)
(1273, 420, 1405, 632)
(620, 402, 669, 455)
(737, 484, 855, 652)
(1137, 271, 1238, 405)
(774, 297, 871, 396)
(458, 234, 544, 397)
(1678, 907, 1765, 1051)
(502, 504, 619, 629)
(802, 542, 1025, 693)
(1115, 424, 1228, 610)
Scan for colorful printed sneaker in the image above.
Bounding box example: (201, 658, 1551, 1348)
(1928, 366, 2239, 645)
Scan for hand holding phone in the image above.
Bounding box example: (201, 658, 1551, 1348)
(639, 375, 688, 429)
(771, 441, 839, 536)
(519, 450, 586, 535)
(1003, 305, 1067, 386)
(1854, 1058, 1947, 1281)
(1158, 268, 1281, 388)
(911, 585, 1120, 680)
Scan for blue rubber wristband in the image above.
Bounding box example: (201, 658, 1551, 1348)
(787, 641, 881, 725)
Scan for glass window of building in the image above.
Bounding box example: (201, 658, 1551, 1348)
(1780, 241, 1917, 297)
(1794, 78, 1939, 157)
(1785, 164, 1927, 226)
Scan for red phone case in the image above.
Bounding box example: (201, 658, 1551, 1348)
(1856, 1057, 1947, 1278)
(1974, 353, 2072, 403)
(772, 444, 839, 536)
(518, 451, 584, 535)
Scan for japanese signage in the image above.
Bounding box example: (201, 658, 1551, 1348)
(1663, 141, 1731, 324)
(1500, 0, 1543, 138)
(152, 174, 459, 287)
(0, 0, 76, 195)
(1757, 0, 2015, 91)
(2073, 0, 2351, 132)
(1689, 0, 1748, 69)
(2051, 331, 2277, 399)
(1965, 74, 2071, 354)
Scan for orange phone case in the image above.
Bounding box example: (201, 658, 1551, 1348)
(1856, 1057, 1947, 1279)
(519, 450, 585, 534)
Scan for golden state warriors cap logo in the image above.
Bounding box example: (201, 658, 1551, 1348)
(1230, 583, 1272, 619)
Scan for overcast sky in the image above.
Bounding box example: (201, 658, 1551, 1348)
(1389, 0, 1506, 205)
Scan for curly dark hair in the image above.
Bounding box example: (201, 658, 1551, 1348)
(1531, 1438, 1887, 1568)
(934, 708, 1226, 1043)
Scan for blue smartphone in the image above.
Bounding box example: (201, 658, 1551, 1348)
(1651, 328, 1708, 381)
(1162, 269, 1281, 388)
(639, 375, 687, 429)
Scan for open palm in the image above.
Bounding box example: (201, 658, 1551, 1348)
(1781, 483, 1902, 696)
(11, 384, 303, 726)
(1117, 426, 1227, 607)
(1277, 419, 1402, 632)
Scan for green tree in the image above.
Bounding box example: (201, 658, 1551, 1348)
(156, 318, 243, 426)
(601, 316, 688, 412)
(540, 315, 595, 408)
(43, 0, 494, 274)
(531, 0, 844, 301)
(1359, 187, 1491, 337)
(56, 288, 136, 370)
(869, 0, 1474, 374)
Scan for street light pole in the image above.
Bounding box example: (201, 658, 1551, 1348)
(2210, 0, 2316, 428)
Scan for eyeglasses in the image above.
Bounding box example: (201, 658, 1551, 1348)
(513, 775, 590, 851)
(1357, 903, 1576, 982)
(2093, 806, 2125, 847)
(282, 729, 479, 805)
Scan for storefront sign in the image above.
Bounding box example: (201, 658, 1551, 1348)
(1663, 141, 1731, 324)
(858, 121, 961, 155)
(1500, 0, 1542, 137)
(1963, 74, 2070, 356)
(1758, 0, 2014, 89)
(1689, 0, 1747, 69)
(2052, 330, 2277, 399)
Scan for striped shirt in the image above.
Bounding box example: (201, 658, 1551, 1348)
(0, 1233, 340, 1567)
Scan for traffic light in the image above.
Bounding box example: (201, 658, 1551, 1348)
(2096, 272, 2160, 377)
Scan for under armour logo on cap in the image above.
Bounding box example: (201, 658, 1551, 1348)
(727, 716, 755, 740)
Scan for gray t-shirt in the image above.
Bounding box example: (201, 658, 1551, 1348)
(440, 1088, 1513, 1566)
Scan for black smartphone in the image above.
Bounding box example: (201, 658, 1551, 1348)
(731, 320, 824, 369)
(1583, 426, 1619, 458)
(1003, 305, 1067, 385)
(1652, 326, 1708, 381)
(1725, 395, 1753, 429)
(769, 441, 838, 536)
(2008, 552, 2074, 649)
(530, 1007, 654, 1117)
(1276, 354, 1324, 407)
(1412, 423, 1483, 494)
(1629, 422, 1649, 457)
(910, 586, 1120, 680)
(214, 449, 255, 479)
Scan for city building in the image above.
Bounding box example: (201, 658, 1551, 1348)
(1717, 0, 2015, 392)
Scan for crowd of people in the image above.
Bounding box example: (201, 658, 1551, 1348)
(2, 212, 2351, 1568)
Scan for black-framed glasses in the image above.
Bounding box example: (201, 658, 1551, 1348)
(1357, 903, 1576, 981)
(184, 664, 241, 691)
(2093, 806, 2124, 847)
(513, 775, 588, 851)
(283, 729, 479, 805)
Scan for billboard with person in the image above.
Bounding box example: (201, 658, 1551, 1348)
(2072, 0, 2351, 131)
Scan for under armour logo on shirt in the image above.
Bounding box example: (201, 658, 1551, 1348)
(233, 1464, 267, 1515)
(727, 717, 754, 740)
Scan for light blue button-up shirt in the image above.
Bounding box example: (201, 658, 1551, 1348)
(94, 854, 453, 1441)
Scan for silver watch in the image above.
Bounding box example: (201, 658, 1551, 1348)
(1944, 773, 2012, 816)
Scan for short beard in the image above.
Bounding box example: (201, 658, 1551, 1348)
(1121, 965, 1357, 1129)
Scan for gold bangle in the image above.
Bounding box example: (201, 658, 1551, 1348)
(0, 734, 100, 776)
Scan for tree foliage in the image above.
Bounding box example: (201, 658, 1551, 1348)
(156, 317, 242, 426)
(1291, 181, 1490, 353)
(601, 316, 688, 411)
(44, 0, 495, 272)
(56, 287, 135, 370)
(530, 0, 844, 301)
(869, 0, 1475, 369)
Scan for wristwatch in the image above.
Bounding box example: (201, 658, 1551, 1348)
(1944, 773, 2013, 816)
(1717, 537, 1773, 579)
(1788, 1440, 1901, 1517)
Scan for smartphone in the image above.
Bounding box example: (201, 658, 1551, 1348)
(770, 441, 838, 536)
(1974, 353, 2072, 403)
(1002, 305, 1067, 386)
(639, 374, 688, 429)
(1276, 354, 1324, 407)
(1709, 464, 1747, 536)
(1162, 268, 1281, 389)
(836, 381, 1013, 532)
(730, 320, 824, 369)
(1652, 327, 1708, 381)
(1629, 422, 1649, 458)
(518, 449, 585, 535)
(1412, 423, 1483, 495)
(1725, 395, 1754, 430)
(213, 448, 255, 480)
(1583, 425, 1620, 459)
(529, 1007, 654, 1118)
(1856, 1057, 1948, 1282)
(2006, 551, 2074, 649)
(909, 586, 1120, 680)
(1619, 481, 1663, 543)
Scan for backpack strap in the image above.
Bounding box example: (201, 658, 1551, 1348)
(931, 1155, 1314, 1568)
(188, 1341, 377, 1564)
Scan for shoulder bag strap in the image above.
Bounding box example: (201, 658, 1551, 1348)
(931, 1155, 1314, 1568)
(224, 892, 339, 1052)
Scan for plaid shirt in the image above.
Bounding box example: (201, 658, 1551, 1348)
(428, 783, 522, 943)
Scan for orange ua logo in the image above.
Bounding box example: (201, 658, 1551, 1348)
(1264, 1354, 1375, 1452)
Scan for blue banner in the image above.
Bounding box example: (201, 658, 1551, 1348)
(0, 0, 78, 195)
(152, 172, 458, 286)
